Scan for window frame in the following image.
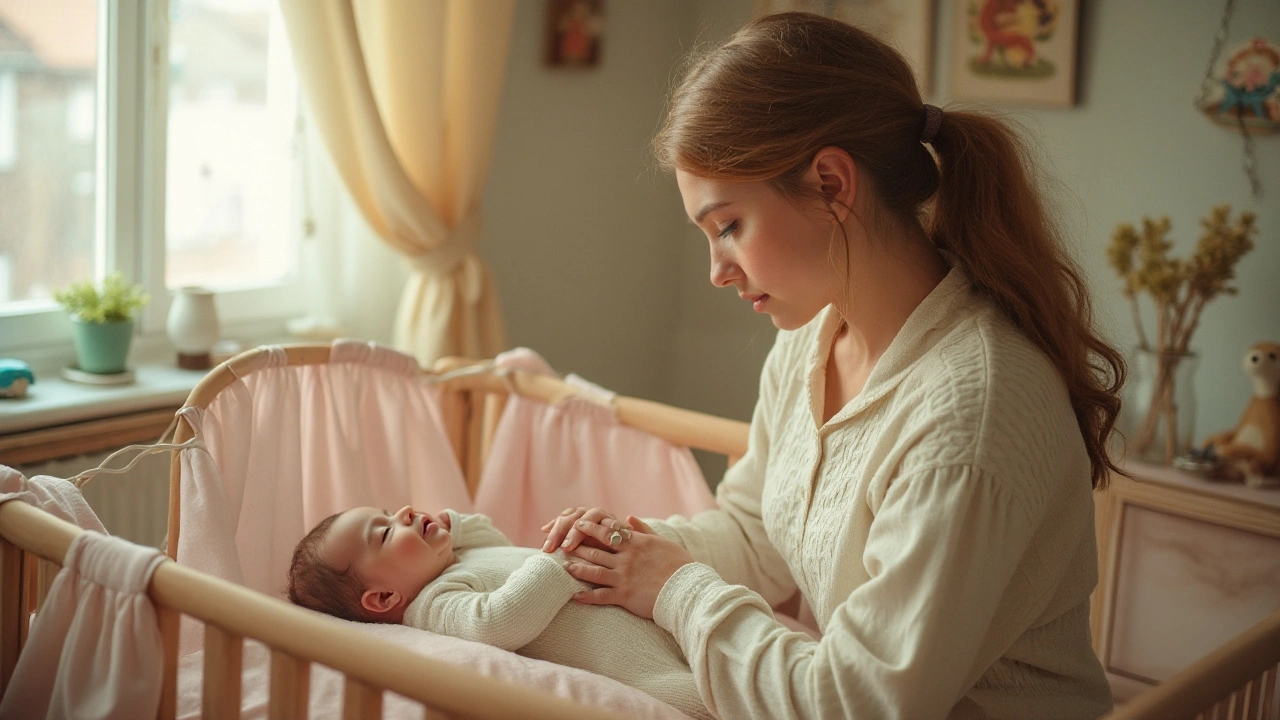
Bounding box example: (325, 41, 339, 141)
(0, 0, 309, 363)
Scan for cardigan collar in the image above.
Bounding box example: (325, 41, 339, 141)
(806, 265, 977, 430)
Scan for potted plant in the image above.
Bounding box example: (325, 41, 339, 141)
(1107, 205, 1257, 465)
(53, 273, 150, 375)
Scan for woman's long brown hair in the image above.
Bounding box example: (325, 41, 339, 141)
(654, 12, 1125, 489)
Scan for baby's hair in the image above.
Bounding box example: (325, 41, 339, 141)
(286, 511, 373, 622)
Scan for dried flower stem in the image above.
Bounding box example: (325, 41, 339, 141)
(1107, 205, 1256, 463)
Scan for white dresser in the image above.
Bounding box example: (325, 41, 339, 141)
(1091, 461, 1280, 706)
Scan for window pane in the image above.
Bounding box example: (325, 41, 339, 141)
(166, 0, 298, 291)
(0, 0, 98, 307)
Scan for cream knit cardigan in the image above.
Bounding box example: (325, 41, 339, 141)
(650, 269, 1113, 720)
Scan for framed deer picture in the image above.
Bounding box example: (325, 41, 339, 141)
(950, 0, 1080, 107)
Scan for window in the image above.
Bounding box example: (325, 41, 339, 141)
(0, 0, 307, 359)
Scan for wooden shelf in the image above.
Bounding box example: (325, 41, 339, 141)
(0, 406, 179, 466)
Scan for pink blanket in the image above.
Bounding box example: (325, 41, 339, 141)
(1, 466, 164, 720)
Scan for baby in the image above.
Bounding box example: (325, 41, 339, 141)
(287, 505, 710, 720)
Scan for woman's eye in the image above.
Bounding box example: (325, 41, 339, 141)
(717, 221, 739, 239)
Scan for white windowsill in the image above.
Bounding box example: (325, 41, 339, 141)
(0, 362, 208, 435)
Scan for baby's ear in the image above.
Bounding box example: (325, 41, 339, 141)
(361, 589, 403, 614)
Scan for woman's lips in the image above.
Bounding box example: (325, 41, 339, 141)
(751, 294, 769, 312)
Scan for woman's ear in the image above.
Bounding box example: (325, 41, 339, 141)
(361, 589, 404, 614)
(808, 146, 857, 223)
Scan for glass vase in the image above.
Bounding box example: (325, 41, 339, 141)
(1123, 348, 1199, 465)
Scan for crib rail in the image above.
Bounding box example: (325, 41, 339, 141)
(0, 500, 631, 720)
(1102, 609, 1280, 720)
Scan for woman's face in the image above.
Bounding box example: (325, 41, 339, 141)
(677, 170, 841, 330)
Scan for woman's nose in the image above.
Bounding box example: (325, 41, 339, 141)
(709, 253, 740, 288)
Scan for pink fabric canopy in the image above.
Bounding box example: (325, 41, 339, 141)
(474, 349, 717, 548)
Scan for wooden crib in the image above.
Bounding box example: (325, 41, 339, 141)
(2, 343, 747, 720)
(2, 343, 1278, 719)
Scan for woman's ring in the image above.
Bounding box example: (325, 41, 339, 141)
(609, 531, 624, 547)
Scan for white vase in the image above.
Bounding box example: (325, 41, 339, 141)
(166, 286, 220, 370)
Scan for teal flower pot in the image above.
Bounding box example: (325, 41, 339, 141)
(69, 317, 135, 374)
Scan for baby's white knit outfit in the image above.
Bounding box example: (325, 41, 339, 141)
(403, 512, 710, 719)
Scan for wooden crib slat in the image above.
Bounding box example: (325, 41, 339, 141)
(1259, 666, 1277, 720)
(158, 605, 179, 720)
(0, 538, 21, 697)
(1232, 678, 1256, 720)
(203, 624, 244, 720)
(38, 558, 54, 604)
(269, 649, 310, 720)
(479, 392, 507, 468)
(463, 393, 484, 498)
(18, 551, 35, 648)
(436, 386, 468, 477)
(343, 677, 382, 720)
(1229, 680, 1247, 720)
(21, 551, 35, 609)
(1249, 676, 1266, 720)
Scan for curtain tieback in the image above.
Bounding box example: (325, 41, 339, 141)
(407, 210, 485, 305)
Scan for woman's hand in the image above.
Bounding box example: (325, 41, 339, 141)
(561, 516, 693, 619)
(541, 506, 624, 552)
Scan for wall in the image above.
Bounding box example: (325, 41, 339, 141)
(333, 0, 1280, 455)
(672, 0, 1280, 447)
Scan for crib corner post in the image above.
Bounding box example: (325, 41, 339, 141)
(0, 537, 22, 698)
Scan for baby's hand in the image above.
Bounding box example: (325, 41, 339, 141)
(437, 510, 453, 531)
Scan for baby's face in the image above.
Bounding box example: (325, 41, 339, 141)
(323, 506, 455, 611)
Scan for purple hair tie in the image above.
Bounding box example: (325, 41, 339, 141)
(920, 104, 942, 145)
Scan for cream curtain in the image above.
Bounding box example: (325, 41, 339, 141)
(279, 0, 514, 364)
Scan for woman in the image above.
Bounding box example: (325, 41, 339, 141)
(543, 12, 1122, 719)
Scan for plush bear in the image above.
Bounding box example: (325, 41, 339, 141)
(1201, 341, 1280, 487)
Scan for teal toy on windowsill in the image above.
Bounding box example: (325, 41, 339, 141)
(0, 359, 35, 398)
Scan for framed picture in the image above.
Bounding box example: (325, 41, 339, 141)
(754, 0, 934, 96)
(545, 0, 604, 69)
(950, 0, 1080, 107)
(1196, 37, 1280, 134)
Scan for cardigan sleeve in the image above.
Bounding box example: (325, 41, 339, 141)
(646, 331, 798, 607)
(404, 552, 587, 651)
(653, 465, 1041, 720)
(443, 510, 511, 551)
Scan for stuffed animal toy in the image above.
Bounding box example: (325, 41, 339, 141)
(0, 359, 34, 399)
(1200, 341, 1280, 486)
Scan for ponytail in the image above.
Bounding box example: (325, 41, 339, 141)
(929, 111, 1126, 488)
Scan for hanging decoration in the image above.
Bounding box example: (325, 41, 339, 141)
(1193, 0, 1279, 197)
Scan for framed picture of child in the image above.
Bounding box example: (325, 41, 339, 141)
(545, 0, 604, 69)
(950, 0, 1081, 107)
